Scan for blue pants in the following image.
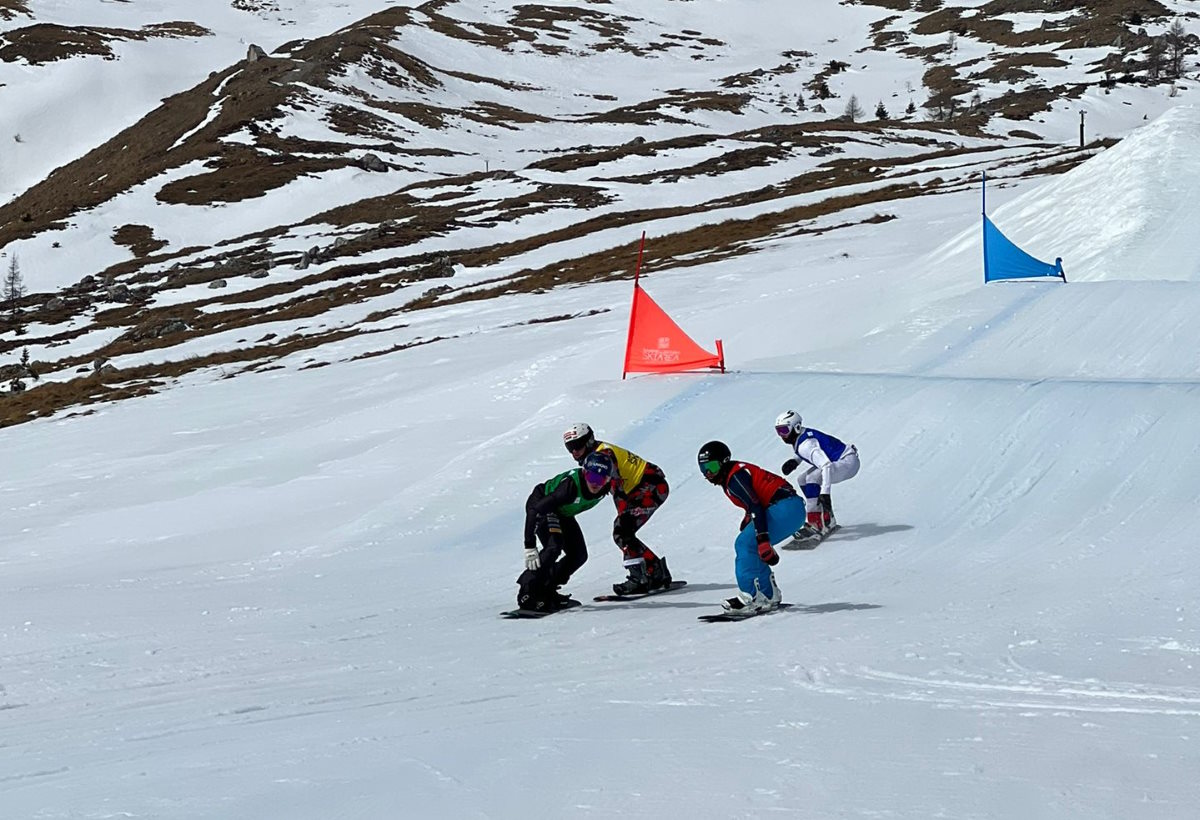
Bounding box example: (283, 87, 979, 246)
(732, 495, 808, 597)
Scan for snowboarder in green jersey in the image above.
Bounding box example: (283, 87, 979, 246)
(516, 451, 616, 612)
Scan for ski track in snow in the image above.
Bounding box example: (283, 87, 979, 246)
(792, 665, 1200, 717)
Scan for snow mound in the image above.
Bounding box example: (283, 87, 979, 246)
(926, 105, 1200, 283)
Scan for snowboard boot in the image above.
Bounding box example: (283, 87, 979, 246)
(722, 590, 771, 613)
(646, 556, 672, 591)
(518, 589, 554, 613)
(790, 522, 821, 542)
(612, 562, 651, 596)
(722, 576, 780, 613)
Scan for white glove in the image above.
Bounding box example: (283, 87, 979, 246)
(523, 548, 541, 571)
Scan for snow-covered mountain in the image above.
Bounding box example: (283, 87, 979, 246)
(2, 3, 1200, 818)
(2, 0, 1199, 423)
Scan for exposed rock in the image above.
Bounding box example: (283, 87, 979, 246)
(414, 255, 456, 280)
(358, 153, 389, 172)
(125, 318, 189, 342)
(247, 44, 268, 63)
(248, 268, 269, 279)
(0, 363, 34, 383)
(208, 279, 228, 289)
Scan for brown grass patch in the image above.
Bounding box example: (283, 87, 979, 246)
(156, 146, 348, 205)
(433, 182, 927, 306)
(0, 0, 31, 21)
(971, 51, 1068, 85)
(527, 134, 712, 173)
(922, 64, 976, 112)
(0, 21, 209, 65)
(858, 0, 912, 10)
(510, 5, 632, 42)
(112, 224, 169, 257)
(582, 91, 750, 126)
(606, 144, 791, 184)
(985, 86, 1066, 120)
(420, 6, 535, 50)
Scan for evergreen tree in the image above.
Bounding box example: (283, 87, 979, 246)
(875, 101, 889, 120)
(843, 95, 864, 122)
(1147, 35, 1165, 80)
(1166, 20, 1188, 79)
(3, 255, 25, 334)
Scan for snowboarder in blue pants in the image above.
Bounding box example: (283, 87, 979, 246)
(698, 440, 808, 614)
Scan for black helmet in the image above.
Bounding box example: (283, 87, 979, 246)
(697, 440, 731, 483)
(581, 451, 616, 487)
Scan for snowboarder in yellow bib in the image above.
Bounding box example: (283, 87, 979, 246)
(562, 423, 672, 595)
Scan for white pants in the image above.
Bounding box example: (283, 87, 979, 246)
(799, 447, 860, 511)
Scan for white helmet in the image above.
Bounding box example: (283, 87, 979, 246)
(774, 410, 803, 440)
(563, 422, 596, 459)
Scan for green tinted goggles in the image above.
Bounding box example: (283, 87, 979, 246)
(700, 459, 723, 477)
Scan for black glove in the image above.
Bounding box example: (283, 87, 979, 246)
(781, 458, 799, 476)
(756, 532, 780, 566)
(818, 493, 833, 514)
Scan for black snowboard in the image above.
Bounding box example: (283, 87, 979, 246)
(698, 603, 793, 623)
(593, 580, 688, 602)
(500, 598, 583, 619)
(780, 524, 840, 550)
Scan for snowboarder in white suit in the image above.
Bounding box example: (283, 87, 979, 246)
(774, 410, 860, 540)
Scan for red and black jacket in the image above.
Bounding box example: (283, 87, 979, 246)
(719, 461, 797, 541)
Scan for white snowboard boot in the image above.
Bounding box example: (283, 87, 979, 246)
(722, 575, 781, 614)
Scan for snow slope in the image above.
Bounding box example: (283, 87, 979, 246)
(928, 105, 1200, 284)
(4, 101, 1200, 818)
(3, 3, 1200, 818)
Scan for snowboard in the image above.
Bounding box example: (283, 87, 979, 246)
(780, 524, 840, 550)
(593, 580, 688, 602)
(500, 598, 582, 619)
(698, 603, 793, 623)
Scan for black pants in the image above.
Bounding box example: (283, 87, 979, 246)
(517, 514, 588, 604)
